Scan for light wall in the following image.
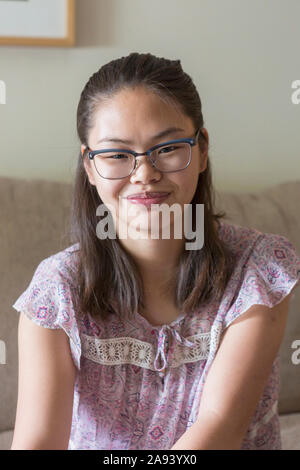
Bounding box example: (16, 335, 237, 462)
(0, 0, 299, 193)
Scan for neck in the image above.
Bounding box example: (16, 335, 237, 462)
(117, 235, 185, 297)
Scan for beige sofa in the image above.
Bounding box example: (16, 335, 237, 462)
(0, 176, 299, 450)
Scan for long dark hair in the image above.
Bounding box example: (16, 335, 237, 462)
(69, 52, 235, 322)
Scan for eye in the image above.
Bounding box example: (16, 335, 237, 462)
(158, 145, 177, 154)
(104, 153, 129, 160)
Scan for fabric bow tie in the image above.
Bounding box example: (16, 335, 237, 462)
(153, 324, 196, 372)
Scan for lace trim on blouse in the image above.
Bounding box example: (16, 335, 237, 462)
(81, 330, 212, 372)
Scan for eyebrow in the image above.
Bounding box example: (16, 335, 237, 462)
(96, 127, 185, 145)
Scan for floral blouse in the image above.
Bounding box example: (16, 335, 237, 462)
(12, 220, 300, 450)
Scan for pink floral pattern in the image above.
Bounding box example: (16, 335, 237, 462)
(12, 220, 300, 450)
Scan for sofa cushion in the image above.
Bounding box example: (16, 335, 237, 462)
(0, 429, 13, 450)
(279, 412, 300, 450)
(0, 176, 73, 432)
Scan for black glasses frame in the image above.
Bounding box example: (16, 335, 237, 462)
(86, 127, 203, 180)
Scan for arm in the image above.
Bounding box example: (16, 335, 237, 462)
(11, 312, 76, 450)
(171, 292, 293, 450)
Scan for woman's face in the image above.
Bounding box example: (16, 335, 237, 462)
(83, 86, 208, 238)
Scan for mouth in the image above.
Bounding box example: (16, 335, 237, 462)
(126, 192, 171, 205)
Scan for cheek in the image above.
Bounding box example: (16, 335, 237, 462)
(95, 181, 125, 223)
(94, 182, 124, 227)
(94, 180, 122, 201)
(175, 171, 199, 203)
(182, 183, 198, 204)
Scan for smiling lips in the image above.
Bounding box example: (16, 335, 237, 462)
(126, 192, 170, 205)
(127, 192, 170, 199)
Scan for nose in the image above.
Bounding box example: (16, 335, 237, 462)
(129, 154, 161, 183)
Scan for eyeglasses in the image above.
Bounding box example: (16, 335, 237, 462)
(86, 127, 202, 180)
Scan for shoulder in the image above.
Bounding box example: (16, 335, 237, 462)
(34, 242, 80, 286)
(13, 243, 83, 369)
(217, 221, 300, 329)
(218, 220, 300, 269)
(41, 242, 80, 266)
(12, 242, 81, 331)
(218, 220, 264, 254)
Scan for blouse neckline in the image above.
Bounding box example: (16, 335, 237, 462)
(134, 309, 188, 330)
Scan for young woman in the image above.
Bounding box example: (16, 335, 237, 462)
(11, 52, 300, 450)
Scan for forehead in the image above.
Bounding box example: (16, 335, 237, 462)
(90, 86, 192, 141)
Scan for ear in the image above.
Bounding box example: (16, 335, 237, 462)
(81, 144, 96, 186)
(198, 127, 209, 174)
(81, 144, 86, 158)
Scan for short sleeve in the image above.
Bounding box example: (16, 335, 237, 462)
(12, 255, 82, 369)
(224, 233, 300, 329)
